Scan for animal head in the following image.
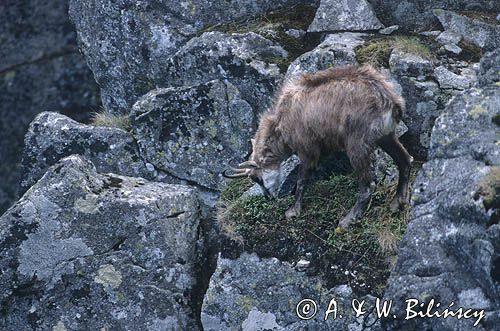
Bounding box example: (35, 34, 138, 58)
(222, 138, 283, 198)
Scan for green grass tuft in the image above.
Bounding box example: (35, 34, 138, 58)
(90, 112, 132, 131)
(218, 163, 422, 296)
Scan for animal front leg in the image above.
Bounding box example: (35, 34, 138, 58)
(285, 164, 309, 219)
(338, 181, 375, 228)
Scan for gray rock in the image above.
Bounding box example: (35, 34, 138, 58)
(285, 28, 306, 39)
(69, 0, 310, 114)
(308, 0, 384, 32)
(161, 31, 287, 116)
(0, 155, 205, 330)
(379, 25, 399, 35)
(21, 112, 153, 193)
(442, 43, 462, 55)
(436, 30, 461, 46)
(434, 65, 474, 90)
(131, 80, 254, 191)
(370, 0, 500, 32)
(478, 49, 500, 87)
(286, 32, 366, 79)
(389, 48, 433, 78)
(0, 0, 100, 215)
(202, 253, 381, 330)
(434, 9, 500, 51)
(382, 86, 500, 330)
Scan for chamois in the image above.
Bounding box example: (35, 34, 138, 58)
(223, 65, 412, 228)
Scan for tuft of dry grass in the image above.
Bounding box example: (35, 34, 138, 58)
(90, 112, 132, 131)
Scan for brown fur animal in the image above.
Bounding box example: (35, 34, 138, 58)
(223, 65, 413, 228)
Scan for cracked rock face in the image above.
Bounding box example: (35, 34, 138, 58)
(68, 0, 310, 114)
(307, 0, 383, 32)
(21, 112, 154, 193)
(0, 155, 204, 330)
(434, 9, 500, 52)
(370, 0, 500, 31)
(382, 86, 500, 331)
(131, 79, 254, 190)
(0, 0, 100, 215)
(478, 49, 500, 87)
(202, 253, 381, 331)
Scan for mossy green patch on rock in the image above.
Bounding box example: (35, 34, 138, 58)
(474, 166, 500, 223)
(355, 35, 433, 67)
(218, 163, 422, 296)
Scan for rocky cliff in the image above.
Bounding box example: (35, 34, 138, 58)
(1, 0, 499, 330)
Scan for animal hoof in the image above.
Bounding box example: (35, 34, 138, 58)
(390, 196, 408, 213)
(285, 207, 300, 220)
(338, 215, 355, 228)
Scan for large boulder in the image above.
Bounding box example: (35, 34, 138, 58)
(434, 9, 500, 52)
(0, 0, 100, 215)
(21, 112, 154, 192)
(286, 32, 366, 79)
(202, 253, 381, 330)
(131, 80, 254, 190)
(478, 49, 500, 87)
(382, 86, 500, 330)
(307, 0, 383, 32)
(370, 0, 500, 32)
(0, 155, 206, 330)
(68, 0, 314, 113)
(161, 31, 287, 116)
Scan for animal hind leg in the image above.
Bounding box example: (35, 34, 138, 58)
(338, 145, 376, 228)
(377, 133, 413, 212)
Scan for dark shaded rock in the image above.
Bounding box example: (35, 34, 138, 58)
(478, 49, 500, 87)
(370, 0, 500, 32)
(0, 155, 205, 330)
(131, 80, 254, 190)
(434, 9, 500, 52)
(202, 253, 381, 330)
(307, 0, 383, 32)
(69, 0, 314, 113)
(21, 112, 153, 192)
(382, 86, 500, 330)
(0, 0, 100, 215)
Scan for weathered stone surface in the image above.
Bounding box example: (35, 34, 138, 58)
(131, 80, 254, 190)
(478, 49, 500, 87)
(434, 65, 474, 90)
(370, 0, 500, 31)
(21, 112, 153, 193)
(382, 86, 500, 331)
(308, 0, 383, 32)
(0, 0, 100, 215)
(286, 32, 366, 79)
(389, 48, 433, 78)
(0, 155, 205, 330)
(69, 0, 311, 113)
(434, 9, 500, 51)
(379, 25, 399, 35)
(202, 253, 381, 330)
(161, 31, 287, 116)
(436, 30, 461, 46)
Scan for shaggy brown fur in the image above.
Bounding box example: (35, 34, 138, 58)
(227, 65, 412, 227)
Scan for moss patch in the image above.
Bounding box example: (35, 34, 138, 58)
(475, 166, 500, 224)
(218, 162, 422, 297)
(355, 35, 433, 67)
(90, 112, 132, 131)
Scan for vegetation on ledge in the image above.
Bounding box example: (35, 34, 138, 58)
(218, 162, 422, 297)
